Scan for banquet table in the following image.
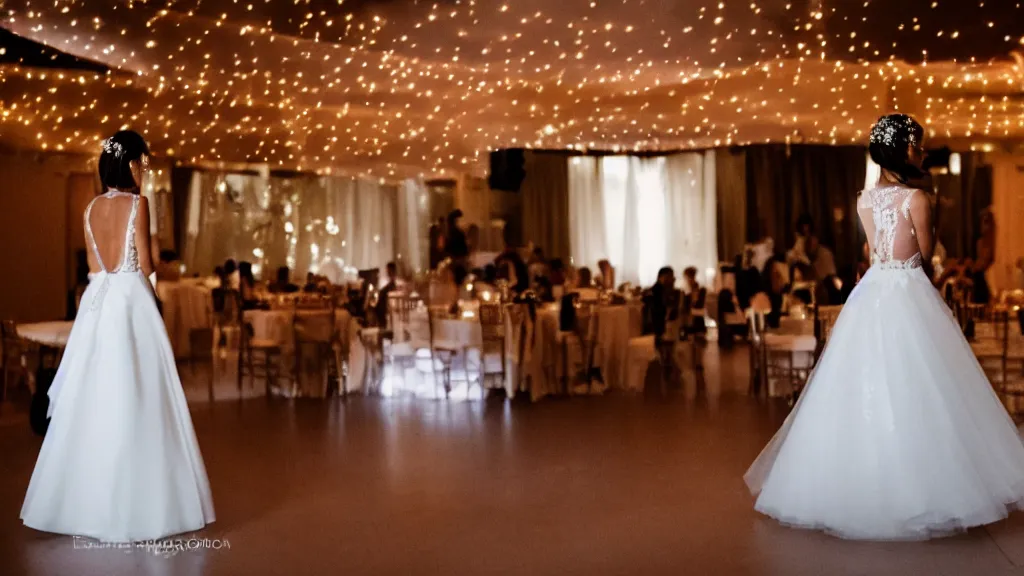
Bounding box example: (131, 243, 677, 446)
(241, 307, 355, 397)
(350, 308, 485, 395)
(505, 302, 644, 402)
(244, 308, 353, 350)
(17, 321, 74, 348)
(16, 321, 74, 394)
(158, 280, 213, 359)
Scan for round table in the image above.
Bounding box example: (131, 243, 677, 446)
(16, 321, 74, 395)
(17, 321, 74, 348)
(244, 308, 352, 349)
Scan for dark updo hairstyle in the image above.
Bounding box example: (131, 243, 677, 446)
(98, 130, 150, 191)
(868, 114, 925, 184)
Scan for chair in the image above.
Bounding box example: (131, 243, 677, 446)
(427, 305, 461, 399)
(386, 293, 421, 385)
(212, 288, 242, 356)
(505, 303, 531, 397)
(332, 312, 352, 398)
(748, 309, 816, 405)
(292, 304, 338, 398)
(971, 308, 1012, 390)
(813, 305, 844, 361)
(238, 311, 286, 397)
(1, 320, 32, 402)
(478, 303, 507, 392)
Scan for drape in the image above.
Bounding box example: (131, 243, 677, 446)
(520, 150, 571, 259)
(568, 153, 719, 287)
(182, 171, 410, 281)
(715, 148, 747, 263)
(397, 179, 429, 275)
(664, 152, 718, 284)
(932, 152, 992, 259)
(744, 145, 867, 272)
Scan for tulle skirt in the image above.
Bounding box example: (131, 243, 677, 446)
(21, 272, 215, 542)
(745, 265, 1024, 540)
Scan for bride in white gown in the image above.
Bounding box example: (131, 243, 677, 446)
(21, 131, 215, 542)
(745, 114, 1024, 540)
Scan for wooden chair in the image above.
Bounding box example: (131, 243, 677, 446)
(478, 302, 507, 392)
(427, 305, 461, 399)
(212, 288, 242, 356)
(1, 320, 32, 402)
(386, 293, 421, 382)
(748, 309, 816, 405)
(813, 305, 844, 362)
(292, 302, 338, 398)
(971, 308, 1015, 406)
(505, 303, 531, 398)
(237, 310, 286, 397)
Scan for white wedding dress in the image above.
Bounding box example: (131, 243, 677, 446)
(745, 184, 1024, 540)
(21, 190, 215, 542)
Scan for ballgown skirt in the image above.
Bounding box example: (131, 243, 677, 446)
(21, 271, 215, 542)
(745, 264, 1024, 540)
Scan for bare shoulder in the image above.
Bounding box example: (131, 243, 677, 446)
(907, 188, 931, 208)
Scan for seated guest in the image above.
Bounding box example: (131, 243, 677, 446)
(238, 261, 257, 304)
(483, 264, 498, 285)
(269, 266, 300, 294)
(805, 236, 840, 304)
(494, 243, 529, 293)
(597, 259, 615, 290)
(527, 247, 548, 287)
(576, 266, 593, 288)
(548, 259, 567, 287)
(156, 250, 182, 282)
(303, 272, 319, 293)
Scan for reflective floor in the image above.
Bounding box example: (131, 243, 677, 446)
(3, 346, 1024, 576)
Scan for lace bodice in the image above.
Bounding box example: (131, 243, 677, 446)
(857, 185, 922, 269)
(85, 190, 140, 274)
(84, 190, 141, 312)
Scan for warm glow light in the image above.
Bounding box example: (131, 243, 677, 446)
(0, 2, 1020, 177)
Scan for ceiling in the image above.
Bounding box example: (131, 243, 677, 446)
(1, 0, 1022, 178)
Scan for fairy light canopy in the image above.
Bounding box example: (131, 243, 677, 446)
(1, 0, 1022, 178)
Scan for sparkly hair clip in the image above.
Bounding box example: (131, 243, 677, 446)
(102, 138, 125, 158)
(869, 115, 919, 148)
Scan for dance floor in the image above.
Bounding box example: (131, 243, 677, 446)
(3, 348, 1024, 576)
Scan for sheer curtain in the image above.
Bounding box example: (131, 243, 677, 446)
(567, 156, 606, 270)
(664, 152, 718, 283)
(568, 153, 717, 287)
(183, 171, 413, 281)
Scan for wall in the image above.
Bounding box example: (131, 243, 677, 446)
(0, 151, 95, 322)
(990, 154, 1024, 292)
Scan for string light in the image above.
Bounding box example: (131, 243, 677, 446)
(0, 1, 1021, 179)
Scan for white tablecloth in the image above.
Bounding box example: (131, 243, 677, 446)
(17, 321, 74, 348)
(244, 308, 352, 350)
(158, 281, 213, 358)
(504, 303, 643, 402)
(764, 316, 816, 397)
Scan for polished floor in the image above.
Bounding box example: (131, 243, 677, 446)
(3, 347, 1024, 576)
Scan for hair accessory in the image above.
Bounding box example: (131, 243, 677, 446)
(869, 115, 919, 148)
(101, 138, 125, 159)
